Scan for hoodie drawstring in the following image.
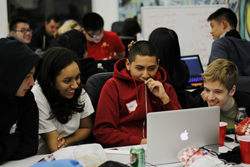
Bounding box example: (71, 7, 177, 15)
(142, 81, 147, 139)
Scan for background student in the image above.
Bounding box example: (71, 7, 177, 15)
(82, 12, 125, 60)
(31, 47, 94, 154)
(49, 19, 82, 48)
(30, 14, 61, 52)
(148, 27, 190, 91)
(56, 29, 106, 84)
(120, 18, 141, 37)
(7, 17, 32, 45)
(207, 7, 250, 75)
(0, 38, 41, 164)
(187, 59, 250, 133)
(93, 41, 182, 148)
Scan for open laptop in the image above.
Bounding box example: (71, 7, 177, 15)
(181, 55, 204, 88)
(96, 59, 119, 72)
(146, 106, 220, 165)
(119, 36, 136, 57)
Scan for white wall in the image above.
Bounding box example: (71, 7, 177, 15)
(0, 0, 9, 38)
(92, 0, 119, 31)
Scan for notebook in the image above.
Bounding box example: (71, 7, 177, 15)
(181, 55, 204, 85)
(146, 106, 220, 165)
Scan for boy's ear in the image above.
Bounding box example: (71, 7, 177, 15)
(158, 59, 160, 65)
(10, 30, 15, 35)
(125, 59, 130, 71)
(82, 28, 86, 35)
(229, 85, 236, 96)
(222, 20, 228, 29)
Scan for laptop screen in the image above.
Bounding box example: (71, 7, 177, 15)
(181, 55, 204, 84)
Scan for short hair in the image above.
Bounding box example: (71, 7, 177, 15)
(9, 17, 30, 31)
(82, 12, 104, 31)
(128, 40, 158, 63)
(201, 59, 238, 92)
(37, 47, 84, 124)
(56, 30, 87, 59)
(207, 7, 237, 29)
(120, 18, 141, 37)
(46, 13, 61, 23)
(55, 19, 81, 37)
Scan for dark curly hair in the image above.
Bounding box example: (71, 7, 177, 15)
(37, 47, 84, 124)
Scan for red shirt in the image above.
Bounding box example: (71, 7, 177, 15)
(87, 31, 125, 60)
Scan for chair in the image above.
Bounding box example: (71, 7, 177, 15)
(236, 76, 250, 94)
(111, 21, 123, 35)
(85, 72, 114, 110)
(85, 72, 113, 143)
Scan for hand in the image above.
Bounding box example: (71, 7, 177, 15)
(200, 90, 206, 102)
(145, 78, 170, 104)
(140, 138, 147, 144)
(128, 40, 136, 51)
(57, 135, 67, 149)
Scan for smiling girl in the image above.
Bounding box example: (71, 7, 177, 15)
(32, 47, 94, 154)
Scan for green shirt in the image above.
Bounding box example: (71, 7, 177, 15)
(220, 102, 238, 133)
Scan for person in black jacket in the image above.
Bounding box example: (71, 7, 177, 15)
(30, 14, 61, 52)
(186, 59, 250, 133)
(0, 38, 41, 164)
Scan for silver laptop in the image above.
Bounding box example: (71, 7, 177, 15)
(146, 106, 220, 165)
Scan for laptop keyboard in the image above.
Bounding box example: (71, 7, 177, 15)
(188, 76, 203, 83)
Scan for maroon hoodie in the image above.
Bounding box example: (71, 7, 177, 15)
(93, 58, 182, 148)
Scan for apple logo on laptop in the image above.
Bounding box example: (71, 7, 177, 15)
(180, 130, 189, 141)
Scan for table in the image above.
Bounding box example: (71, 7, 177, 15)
(105, 135, 244, 167)
(2, 135, 250, 167)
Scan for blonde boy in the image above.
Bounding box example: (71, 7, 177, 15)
(188, 59, 250, 133)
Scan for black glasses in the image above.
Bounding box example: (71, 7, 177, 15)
(15, 29, 32, 34)
(85, 29, 103, 39)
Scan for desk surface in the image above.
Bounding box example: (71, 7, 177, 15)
(2, 135, 249, 167)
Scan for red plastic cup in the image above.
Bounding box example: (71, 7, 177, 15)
(239, 135, 250, 164)
(219, 122, 227, 147)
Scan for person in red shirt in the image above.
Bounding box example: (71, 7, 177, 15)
(93, 41, 182, 148)
(82, 12, 125, 60)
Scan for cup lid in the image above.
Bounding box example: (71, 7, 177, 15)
(238, 135, 250, 142)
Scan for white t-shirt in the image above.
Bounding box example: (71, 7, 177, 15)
(32, 82, 94, 154)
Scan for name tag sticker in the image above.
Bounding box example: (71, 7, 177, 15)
(126, 100, 138, 113)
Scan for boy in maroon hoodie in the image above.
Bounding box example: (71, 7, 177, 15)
(93, 41, 182, 148)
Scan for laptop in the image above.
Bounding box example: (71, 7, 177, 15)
(146, 106, 220, 165)
(181, 55, 204, 87)
(96, 59, 119, 72)
(119, 36, 136, 57)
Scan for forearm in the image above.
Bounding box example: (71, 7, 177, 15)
(65, 128, 92, 146)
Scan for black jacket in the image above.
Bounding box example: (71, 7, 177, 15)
(79, 58, 106, 85)
(0, 38, 41, 164)
(29, 25, 54, 51)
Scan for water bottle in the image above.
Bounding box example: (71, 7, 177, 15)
(235, 107, 248, 143)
